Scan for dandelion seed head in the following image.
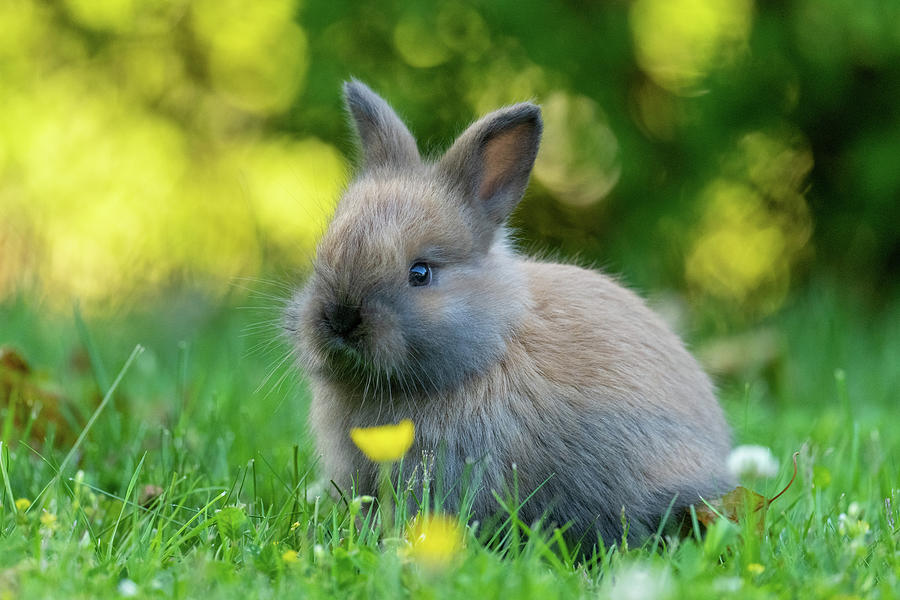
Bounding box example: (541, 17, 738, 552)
(118, 578, 139, 598)
(727, 445, 779, 479)
(603, 563, 672, 600)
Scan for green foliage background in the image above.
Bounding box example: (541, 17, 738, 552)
(2, 0, 898, 320)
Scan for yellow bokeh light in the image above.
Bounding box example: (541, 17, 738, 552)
(437, 3, 491, 61)
(394, 14, 452, 69)
(62, 0, 137, 33)
(738, 131, 814, 204)
(464, 53, 548, 116)
(1, 72, 186, 305)
(630, 80, 680, 141)
(686, 180, 788, 304)
(0, 0, 348, 311)
(631, 0, 754, 93)
(534, 92, 621, 207)
(192, 0, 308, 114)
(105, 40, 187, 102)
(686, 129, 813, 314)
(217, 137, 348, 260)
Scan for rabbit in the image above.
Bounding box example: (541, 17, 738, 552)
(285, 80, 733, 546)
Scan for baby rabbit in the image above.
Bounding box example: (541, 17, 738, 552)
(286, 81, 732, 545)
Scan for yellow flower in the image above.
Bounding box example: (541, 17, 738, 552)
(15, 498, 31, 512)
(746, 563, 765, 575)
(281, 550, 300, 564)
(407, 514, 463, 569)
(39, 511, 57, 528)
(350, 420, 415, 463)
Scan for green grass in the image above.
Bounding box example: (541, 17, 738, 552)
(0, 281, 898, 599)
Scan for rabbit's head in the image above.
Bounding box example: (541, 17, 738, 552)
(287, 81, 542, 393)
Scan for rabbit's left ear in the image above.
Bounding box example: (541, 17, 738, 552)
(344, 80, 420, 169)
(438, 103, 542, 226)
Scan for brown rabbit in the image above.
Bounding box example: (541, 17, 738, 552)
(285, 81, 732, 546)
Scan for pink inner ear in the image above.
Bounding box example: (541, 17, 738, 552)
(478, 124, 530, 200)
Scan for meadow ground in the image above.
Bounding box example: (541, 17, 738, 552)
(0, 280, 898, 599)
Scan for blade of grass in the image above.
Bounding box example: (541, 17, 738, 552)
(30, 345, 143, 510)
(650, 493, 680, 555)
(0, 442, 15, 517)
(161, 490, 228, 560)
(107, 451, 147, 561)
(58, 344, 143, 477)
(1, 389, 17, 448)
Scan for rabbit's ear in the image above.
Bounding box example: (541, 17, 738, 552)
(439, 103, 542, 226)
(344, 80, 420, 169)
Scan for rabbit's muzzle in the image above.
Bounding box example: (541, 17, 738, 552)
(324, 302, 362, 340)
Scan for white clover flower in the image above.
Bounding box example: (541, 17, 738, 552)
(837, 505, 870, 540)
(713, 576, 743, 593)
(727, 445, 779, 479)
(836, 513, 848, 534)
(602, 563, 672, 600)
(304, 477, 329, 503)
(117, 578, 138, 598)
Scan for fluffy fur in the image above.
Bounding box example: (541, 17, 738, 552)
(285, 81, 732, 545)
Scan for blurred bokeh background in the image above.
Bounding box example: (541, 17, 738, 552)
(1, 0, 898, 376)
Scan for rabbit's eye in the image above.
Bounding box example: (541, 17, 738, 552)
(408, 262, 432, 287)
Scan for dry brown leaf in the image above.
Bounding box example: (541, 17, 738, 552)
(0, 345, 72, 447)
(690, 452, 799, 535)
(0, 347, 31, 375)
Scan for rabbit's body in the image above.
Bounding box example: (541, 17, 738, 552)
(287, 81, 732, 545)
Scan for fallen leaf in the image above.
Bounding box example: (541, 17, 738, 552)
(0, 345, 72, 447)
(695, 485, 768, 531)
(690, 451, 799, 534)
(0, 347, 31, 374)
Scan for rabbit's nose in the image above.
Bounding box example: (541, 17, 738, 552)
(325, 303, 362, 338)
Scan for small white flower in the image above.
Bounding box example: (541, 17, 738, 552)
(313, 544, 325, 562)
(837, 505, 870, 540)
(727, 445, 779, 479)
(118, 578, 139, 598)
(713, 576, 743, 593)
(837, 513, 849, 534)
(603, 563, 672, 600)
(304, 477, 328, 503)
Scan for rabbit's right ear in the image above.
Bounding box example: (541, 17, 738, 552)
(438, 103, 542, 228)
(344, 80, 420, 170)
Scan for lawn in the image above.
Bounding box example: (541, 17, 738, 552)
(0, 280, 898, 599)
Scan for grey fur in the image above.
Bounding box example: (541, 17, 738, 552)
(344, 80, 420, 170)
(285, 82, 733, 548)
(438, 103, 542, 229)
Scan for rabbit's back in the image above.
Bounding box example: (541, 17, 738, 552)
(476, 260, 731, 539)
